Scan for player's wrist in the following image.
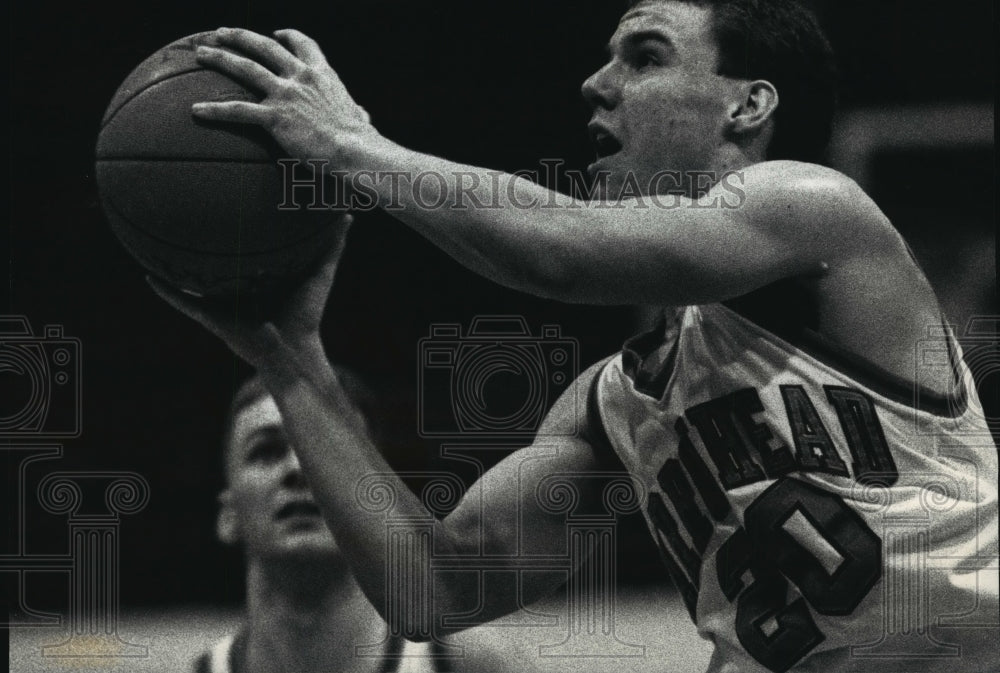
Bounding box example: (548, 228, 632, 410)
(336, 133, 407, 198)
(286, 333, 327, 366)
(253, 337, 320, 394)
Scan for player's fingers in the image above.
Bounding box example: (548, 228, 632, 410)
(306, 222, 352, 292)
(192, 101, 272, 126)
(146, 277, 262, 357)
(214, 27, 303, 76)
(321, 233, 349, 283)
(190, 31, 222, 48)
(273, 29, 327, 68)
(331, 213, 354, 248)
(196, 45, 281, 91)
(146, 276, 219, 329)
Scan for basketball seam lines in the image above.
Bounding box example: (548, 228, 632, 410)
(100, 66, 206, 130)
(100, 192, 336, 256)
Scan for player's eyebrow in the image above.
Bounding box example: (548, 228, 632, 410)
(241, 426, 284, 451)
(627, 30, 677, 55)
(605, 29, 678, 58)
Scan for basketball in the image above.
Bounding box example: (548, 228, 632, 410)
(95, 32, 345, 298)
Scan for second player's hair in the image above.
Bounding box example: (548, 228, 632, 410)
(221, 367, 382, 481)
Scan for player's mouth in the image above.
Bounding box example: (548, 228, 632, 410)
(275, 501, 322, 520)
(589, 123, 623, 159)
(588, 123, 623, 175)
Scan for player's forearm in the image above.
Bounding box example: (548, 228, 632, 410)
(347, 137, 621, 303)
(252, 341, 506, 636)
(348, 144, 855, 307)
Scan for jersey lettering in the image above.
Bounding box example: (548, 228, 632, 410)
(686, 391, 769, 489)
(728, 388, 798, 478)
(825, 387, 898, 485)
(647, 492, 702, 587)
(744, 478, 881, 616)
(642, 386, 892, 671)
(646, 492, 700, 620)
(723, 478, 881, 671)
(609, 304, 989, 673)
(658, 459, 713, 553)
(676, 418, 732, 522)
(780, 385, 850, 478)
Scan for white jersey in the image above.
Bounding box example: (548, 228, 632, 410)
(595, 304, 998, 673)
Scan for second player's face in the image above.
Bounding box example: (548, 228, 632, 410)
(581, 1, 738, 198)
(221, 395, 338, 559)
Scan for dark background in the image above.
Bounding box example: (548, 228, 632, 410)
(4, 0, 996, 610)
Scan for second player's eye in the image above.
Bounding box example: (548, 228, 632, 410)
(246, 439, 289, 464)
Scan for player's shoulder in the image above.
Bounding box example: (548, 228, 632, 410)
(543, 355, 617, 423)
(743, 160, 861, 194)
(742, 161, 875, 219)
(532, 354, 623, 467)
(740, 160, 903, 256)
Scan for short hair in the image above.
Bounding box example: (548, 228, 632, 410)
(627, 0, 838, 163)
(221, 375, 271, 470)
(221, 367, 382, 482)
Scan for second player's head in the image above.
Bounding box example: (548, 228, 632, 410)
(582, 0, 837, 196)
(215, 372, 378, 563)
(216, 376, 336, 561)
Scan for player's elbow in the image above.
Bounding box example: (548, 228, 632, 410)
(502, 247, 584, 302)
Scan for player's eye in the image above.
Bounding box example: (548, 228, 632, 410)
(636, 51, 660, 69)
(246, 439, 288, 464)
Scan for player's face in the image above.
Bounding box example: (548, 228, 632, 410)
(582, 1, 739, 197)
(219, 395, 337, 559)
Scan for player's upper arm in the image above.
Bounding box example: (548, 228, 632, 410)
(550, 162, 895, 306)
(437, 357, 623, 623)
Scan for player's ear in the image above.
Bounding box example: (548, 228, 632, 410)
(216, 489, 239, 545)
(726, 79, 779, 141)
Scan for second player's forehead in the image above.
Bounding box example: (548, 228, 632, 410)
(611, 1, 718, 60)
(228, 395, 283, 461)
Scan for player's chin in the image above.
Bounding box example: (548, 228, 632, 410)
(277, 537, 340, 561)
(275, 523, 339, 553)
(589, 154, 636, 193)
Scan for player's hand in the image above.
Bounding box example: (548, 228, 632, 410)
(147, 214, 353, 368)
(191, 28, 381, 168)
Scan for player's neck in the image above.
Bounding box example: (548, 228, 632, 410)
(668, 146, 763, 199)
(243, 558, 384, 673)
(712, 144, 763, 177)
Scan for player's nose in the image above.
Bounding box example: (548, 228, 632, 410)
(581, 62, 620, 109)
(280, 448, 308, 489)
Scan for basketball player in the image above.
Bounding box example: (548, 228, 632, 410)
(194, 373, 445, 673)
(153, 1, 999, 671)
